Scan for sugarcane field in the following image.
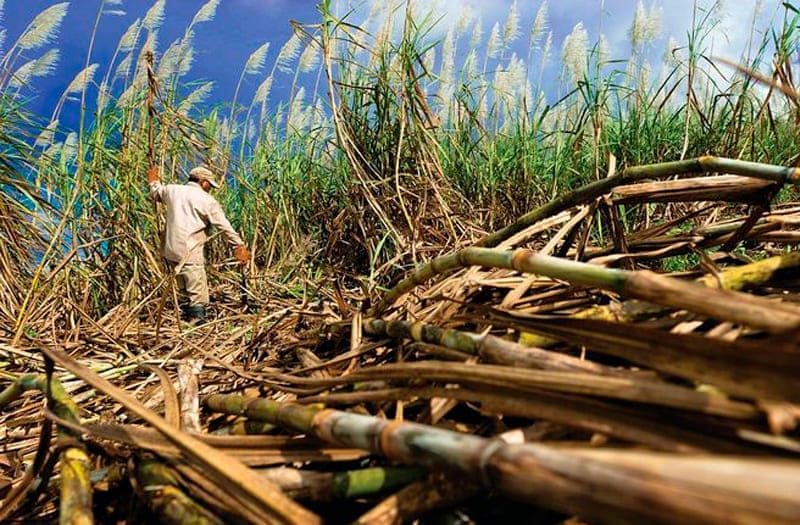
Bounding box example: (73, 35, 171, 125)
(2, 0, 800, 524)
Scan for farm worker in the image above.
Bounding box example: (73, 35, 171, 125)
(148, 165, 250, 322)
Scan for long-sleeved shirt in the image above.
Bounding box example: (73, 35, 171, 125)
(149, 181, 244, 265)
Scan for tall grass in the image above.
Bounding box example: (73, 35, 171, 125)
(0, 0, 798, 321)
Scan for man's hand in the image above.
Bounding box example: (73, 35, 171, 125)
(147, 166, 159, 184)
(234, 245, 250, 265)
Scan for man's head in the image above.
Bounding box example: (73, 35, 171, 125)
(189, 166, 220, 192)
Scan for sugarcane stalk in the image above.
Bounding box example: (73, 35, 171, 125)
(476, 156, 800, 248)
(0, 374, 92, 525)
(207, 362, 758, 418)
(257, 466, 425, 502)
(39, 345, 321, 525)
(296, 386, 746, 453)
(362, 318, 616, 375)
(303, 361, 758, 418)
(373, 247, 800, 334)
(60, 446, 92, 525)
(136, 457, 223, 525)
(204, 395, 800, 524)
(352, 472, 479, 525)
(520, 250, 800, 347)
(500, 314, 800, 403)
(210, 419, 276, 436)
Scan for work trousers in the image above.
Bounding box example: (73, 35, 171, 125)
(170, 262, 209, 306)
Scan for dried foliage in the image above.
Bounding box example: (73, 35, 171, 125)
(2, 158, 800, 523)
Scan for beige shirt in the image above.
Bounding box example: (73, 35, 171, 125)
(149, 181, 244, 265)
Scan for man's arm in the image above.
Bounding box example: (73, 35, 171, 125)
(207, 201, 250, 264)
(147, 166, 164, 202)
(206, 199, 245, 247)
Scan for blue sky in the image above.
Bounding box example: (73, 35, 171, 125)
(4, 0, 779, 130)
(5, 0, 312, 124)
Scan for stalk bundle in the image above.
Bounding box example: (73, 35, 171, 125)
(2, 155, 800, 522)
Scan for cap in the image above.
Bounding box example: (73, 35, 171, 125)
(189, 166, 220, 188)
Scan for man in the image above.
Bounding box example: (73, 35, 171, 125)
(148, 165, 250, 322)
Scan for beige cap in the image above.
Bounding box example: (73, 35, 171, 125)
(189, 166, 220, 188)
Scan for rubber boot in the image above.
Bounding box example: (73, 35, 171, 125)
(182, 304, 206, 324)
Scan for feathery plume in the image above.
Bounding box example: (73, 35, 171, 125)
(477, 81, 489, 124)
(272, 108, 284, 129)
(178, 81, 214, 115)
(364, 1, 383, 29)
(35, 119, 59, 148)
(287, 86, 306, 133)
(464, 49, 478, 80)
(541, 31, 552, 66)
(141, 30, 157, 56)
(96, 82, 109, 113)
(16, 2, 69, 51)
(629, 1, 662, 48)
(508, 53, 526, 90)
(625, 55, 637, 82)
(216, 116, 232, 145)
(191, 0, 220, 26)
(64, 63, 98, 95)
(310, 98, 326, 130)
(114, 54, 132, 79)
(156, 39, 180, 79)
(372, 11, 394, 63)
(531, 1, 548, 48)
(438, 28, 456, 104)
(496, 53, 525, 115)
(43, 141, 61, 162)
(503, 0, 520, 47)
(0, 0, 4, 55)
(494, 69, 511, 101)
(143, 0, 166, 32)
(486, 22, 501, 59)
(244, 42, 270, 76)
(562, 22, 588, 84)
(277, 33, 301, 73)
(246, 118, 258, 143)
(455, 6, 473, 37)
(118, 18, 141, 52)
(630, 1, 646, 48)
(62, 131, 78, 164)
(469, 17, 483, 49)
(117, 56, 147, 106)
(422, 46, 436, 73)
(298, 41, 319, 73)
(116, 82, 138, 107)
(524, 79, 534, 110)
(175, 39, 194, 77)
(662, 36, 680, 66)
(644, 4, 662, 43)
(157, 37, 193, 79)
(9, 49, 60, 87)
(253, 75, 273, 106)
(597, 33, 609, 64)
